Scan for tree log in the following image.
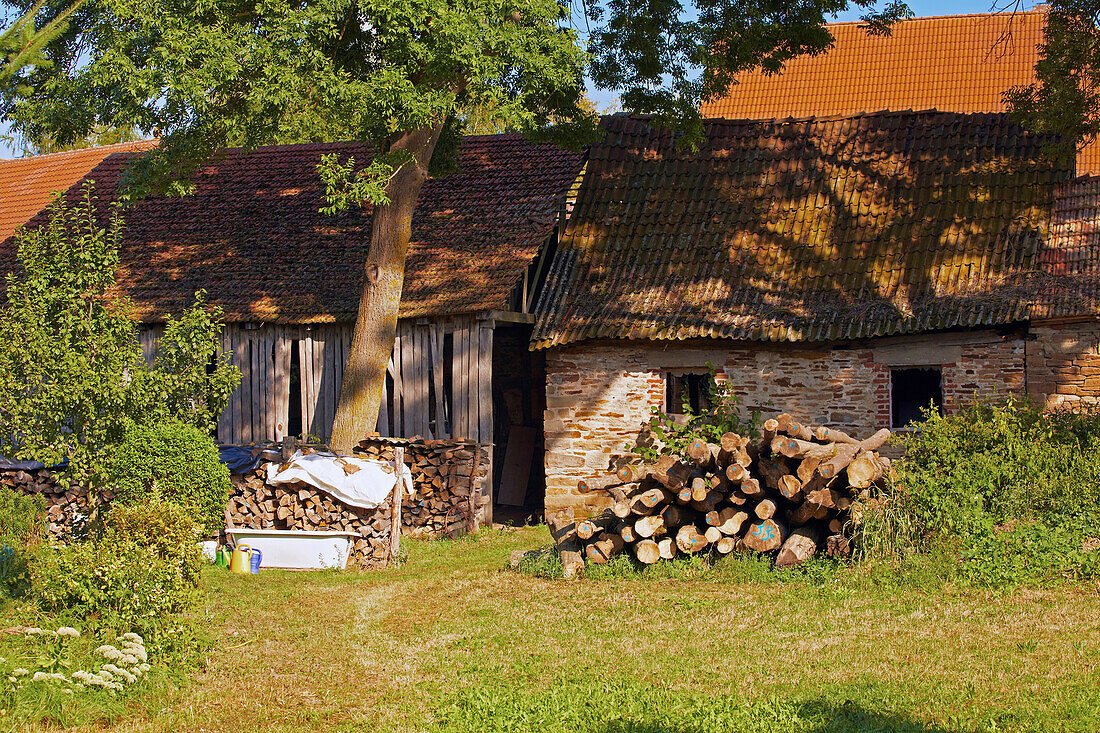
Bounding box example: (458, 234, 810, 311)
(813, 426, 859, 444)
(859, 428, 892, 452)
(776, 526, 820, 567)
(657, 537, 676, 559)
(847, 451, 886, 489)
(634, 539, 661, 564)
(778, 474, 803, 501)
(816, 443, 861, 481)
(675, 524, 709, 554)
(825, 534, 852, 558)
(741, 518, 785, 553)
(585, 532, 625, 564)
(577, 476, 626, 494)
(753, 499, 778, 520)
(634, 514, 667, 539)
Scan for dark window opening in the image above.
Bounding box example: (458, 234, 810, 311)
(891, 367, 943, 428)
(665, 372, 712, 414)
(383, 369, 395, 436)
(288, 340, 302, 438)
(442, 332, 454, 436)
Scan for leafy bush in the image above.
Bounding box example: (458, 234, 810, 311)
(881, 399, 1100, 584)
(632, 363, 766, 461)
(0, 486, 47, 597)
(0, 187, 239, 482)
(97, 421, 230, 535)
(31, 500, 202, 644)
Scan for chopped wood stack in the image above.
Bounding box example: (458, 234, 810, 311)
(354, 436, 491, 539)
(227, 468, 394, 568)
(551, 414, 891, 573)
(2, 468, 93, 541)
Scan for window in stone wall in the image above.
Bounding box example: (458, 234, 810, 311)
(891, 366, 943, 428)
(665, 372, 712, 415)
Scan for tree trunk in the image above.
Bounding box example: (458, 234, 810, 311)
(329, 125, 446, 452)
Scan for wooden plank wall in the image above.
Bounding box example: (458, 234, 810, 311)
(140, 319, 493, 474)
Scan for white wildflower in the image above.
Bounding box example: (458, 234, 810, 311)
(23, 627, 42, 635)
(97, 645, 124, 661)
(119, 654, 138, 666)
(56, 627, 79, 638)
(31, 672, 48, 682)
(119, 632, 143, 644)
(11, 668, 28, 676)
(62, 688, 72, 694)
(138, 663, 150, 673)
(98, 669, 114, 682)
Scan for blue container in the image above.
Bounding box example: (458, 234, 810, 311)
(249, 547, 263, 574)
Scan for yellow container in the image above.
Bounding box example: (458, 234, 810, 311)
(229, 545, 253, 575)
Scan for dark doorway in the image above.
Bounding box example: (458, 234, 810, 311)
(491, 324, 546, 524)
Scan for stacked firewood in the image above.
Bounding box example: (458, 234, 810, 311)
(2, 468, 93, 541)
(354, 437, 491, 539)
(227, 468, 393, 567)
(549, 414, 891, 576)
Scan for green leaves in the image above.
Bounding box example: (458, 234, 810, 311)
(0, 186, 240, 483)
(6, 0, 911, 197)
(1005, 0, 1100, 163)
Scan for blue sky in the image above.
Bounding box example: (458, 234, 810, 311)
(2, 0, 1043, 158)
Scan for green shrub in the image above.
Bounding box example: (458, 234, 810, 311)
(31, 500, 203, 644)
(632, 363, 767, 461)
(98, 421, 230, 535)
(0, 189, 239, 482)
(0, 486, 47, 597)
(880, 399, 1100, 585)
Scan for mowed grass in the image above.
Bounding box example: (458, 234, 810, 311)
(45, 526, 1100, 733)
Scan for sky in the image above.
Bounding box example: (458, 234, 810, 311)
(1, 0, 1045, 159)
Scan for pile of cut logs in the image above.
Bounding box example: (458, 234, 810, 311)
(2, 467, 94, 541)
(226, 468, 394, 567)
(354, 436, 491, 539)
(549, 414, 891, 576)
(226, 436, 492, 567)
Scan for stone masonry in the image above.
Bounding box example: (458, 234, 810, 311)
(544, 330, 1027, 517)
(1027, 321, 1100, 408)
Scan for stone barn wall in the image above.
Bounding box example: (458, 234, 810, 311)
(1027, 321, 1100, 409)
(543, 330, 1026, 518)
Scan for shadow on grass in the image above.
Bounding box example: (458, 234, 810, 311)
(597, 699, 966, 732)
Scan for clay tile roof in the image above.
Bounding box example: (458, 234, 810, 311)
(0, 140, 156, 243)
(1033, 176, 1100, 318)
(699, 11, 1100, 175)
(0, 135, 584, 323)
(531, 111, 1070, 348)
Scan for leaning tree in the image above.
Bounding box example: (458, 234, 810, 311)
(4, 0, 910, 451)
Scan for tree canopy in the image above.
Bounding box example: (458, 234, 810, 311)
(7, 0, 910, 199)
(1006, 0, 1100, 161)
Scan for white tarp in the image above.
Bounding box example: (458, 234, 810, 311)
(265, 450, 413, 509)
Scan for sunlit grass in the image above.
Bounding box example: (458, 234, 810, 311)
(8, 525, 1099, 732)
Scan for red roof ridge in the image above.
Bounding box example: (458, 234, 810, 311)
(0, 138, 156, 165)
(821, 8, 1046, 28)
(697, 107, 949, 125)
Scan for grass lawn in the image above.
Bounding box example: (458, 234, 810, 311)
(25, 525, 1100, 733)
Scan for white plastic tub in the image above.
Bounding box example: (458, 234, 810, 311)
(225, 528, 359, 570)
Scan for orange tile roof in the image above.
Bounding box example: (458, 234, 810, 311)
(0, 141, 156, 243)
(699, 11, 1100, 175)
